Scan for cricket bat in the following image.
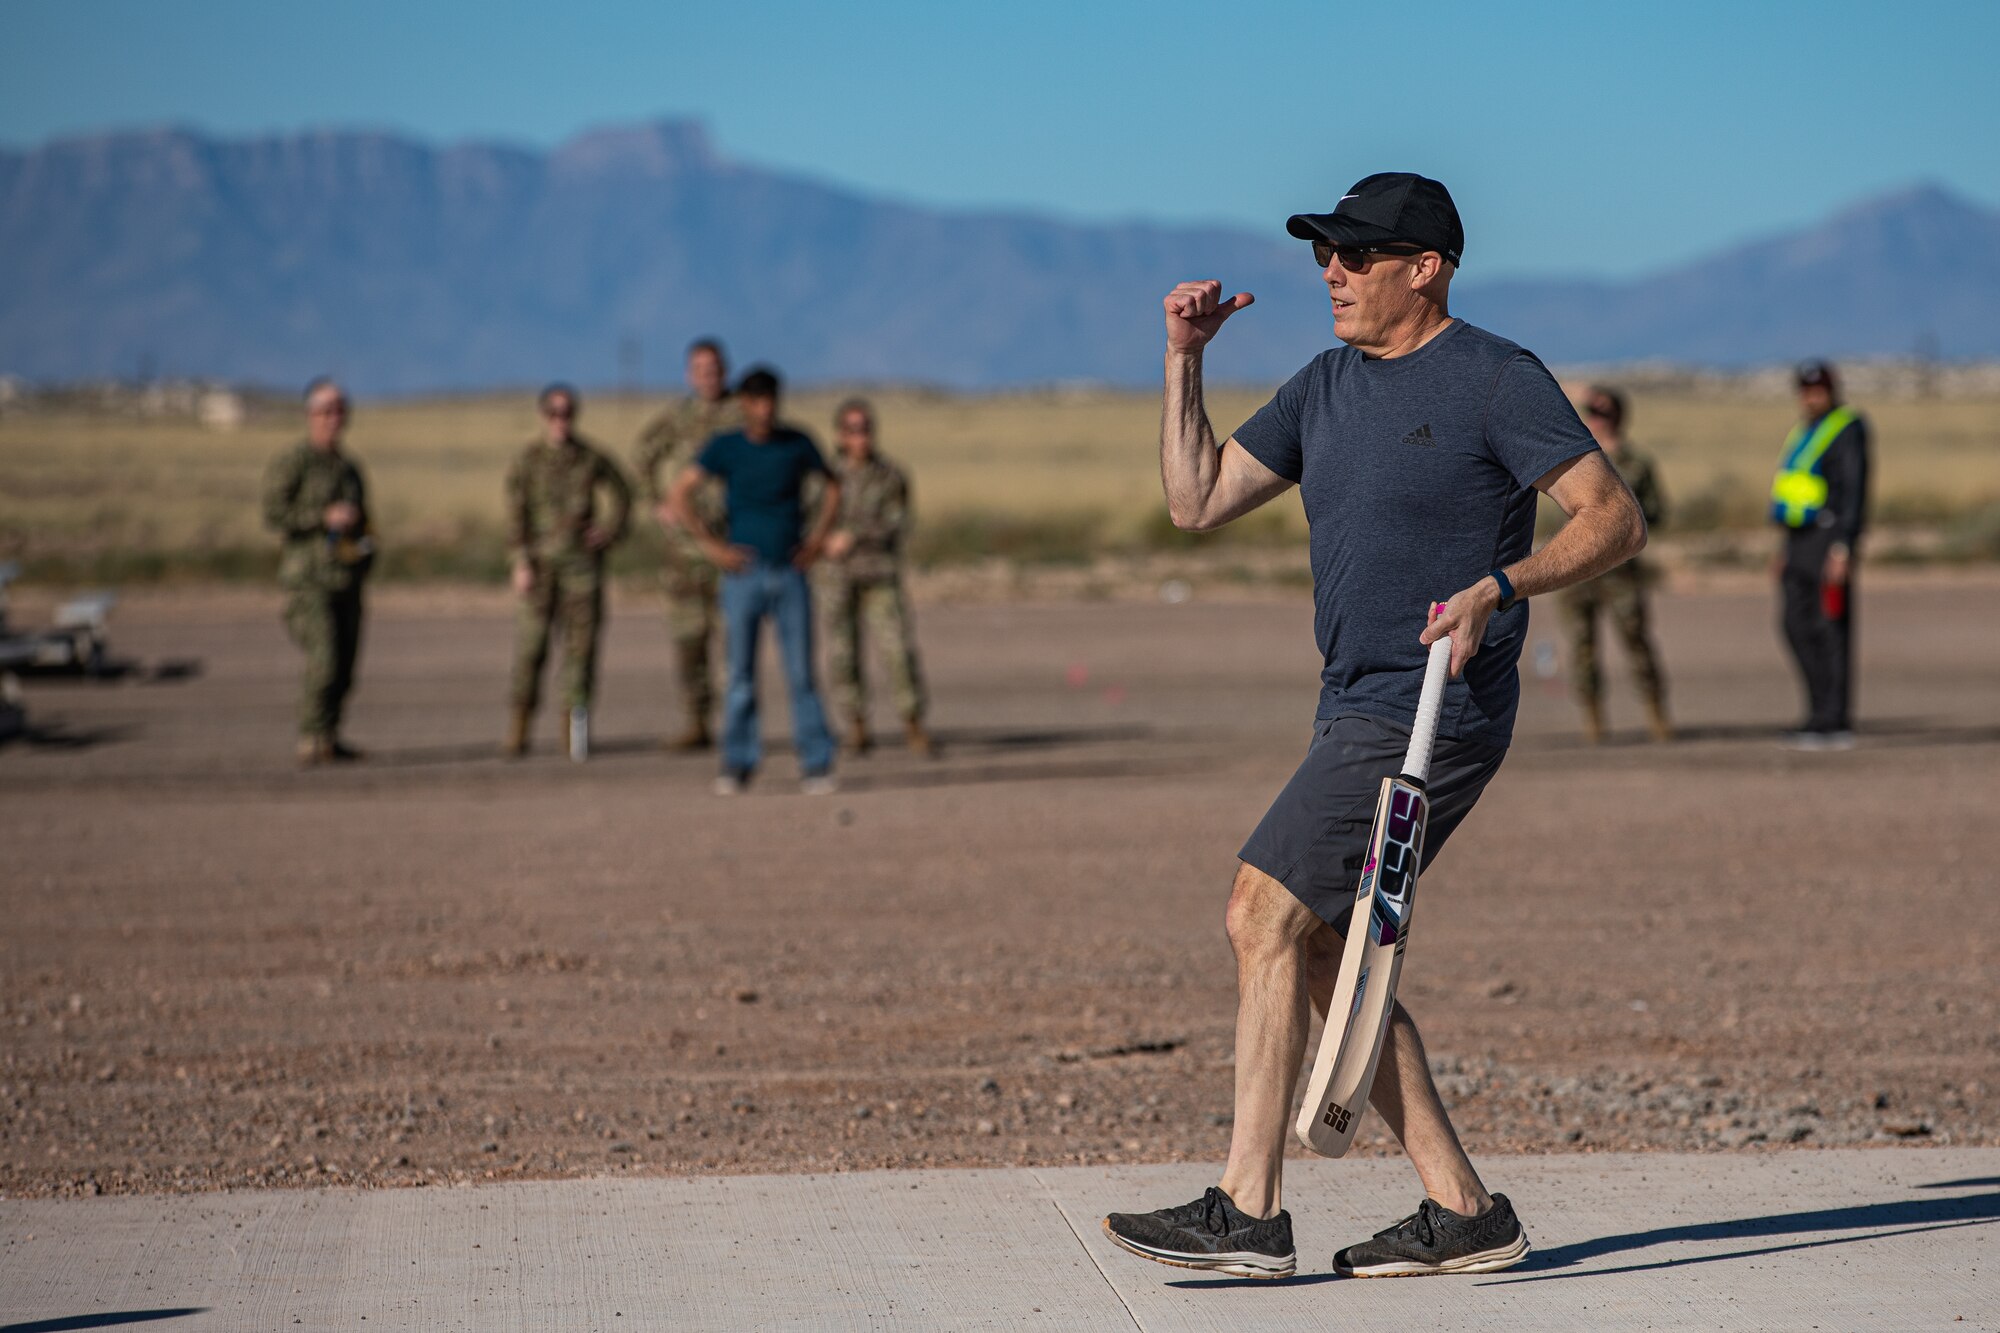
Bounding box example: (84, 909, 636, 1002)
(1295, 626, 1454, 1157)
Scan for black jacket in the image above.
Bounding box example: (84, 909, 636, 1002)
(1784, 412, 1870, 571)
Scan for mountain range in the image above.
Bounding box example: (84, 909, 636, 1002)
(2, 120, 1995, 392)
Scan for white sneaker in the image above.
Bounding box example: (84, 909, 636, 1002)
(800, 773, 839, 796)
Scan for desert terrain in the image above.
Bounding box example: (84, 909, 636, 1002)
(3, 572, 1995, 1199)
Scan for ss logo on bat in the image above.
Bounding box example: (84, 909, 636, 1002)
(1378, 787, 1423, 909)
(1369, 786, 1426, 948)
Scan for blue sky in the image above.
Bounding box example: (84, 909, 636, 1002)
(3, 0, 1995, 279)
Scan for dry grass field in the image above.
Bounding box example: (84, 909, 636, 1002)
(3, 382, 1997, 582)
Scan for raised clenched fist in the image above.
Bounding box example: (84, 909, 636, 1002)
(1164, 280, 1255, 354)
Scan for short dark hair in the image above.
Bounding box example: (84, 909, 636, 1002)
(687, 338, 727, 364)
(834, 396, 874, 430)
(537, 381, 579, 413)
(1583, 384, 1626, 429)
(303, 375, 342, 404)
(736, 365, 781, 400)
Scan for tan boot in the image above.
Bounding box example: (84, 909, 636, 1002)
(501, 707, 531, 759)
(665, 640, 714, 751)
(296, 734, 332, 767)
(664, 715, 712, 752)
(846, 716, 871, 755)
(1645, 696, 1675, 743)
(905, 718, 936, 758)
(1580, 699, 1606, 746)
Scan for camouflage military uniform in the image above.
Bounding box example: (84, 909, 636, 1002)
(1559, 444, 1668, 713)
(506, 435, 632, 713)
(261, 441, 372, 739)
(633, 395, 741, 729)
(820, 453, 926, 725)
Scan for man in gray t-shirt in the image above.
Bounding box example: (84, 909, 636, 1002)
(1102, 174, 1647, 1280)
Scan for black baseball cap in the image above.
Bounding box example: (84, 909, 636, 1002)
(1795, 359, 1838, 389)
(1287, 173, 1465, 268)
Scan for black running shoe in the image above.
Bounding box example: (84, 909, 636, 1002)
(1333, 1193, 1530, 1277)
(1102, 1186, 1296, 1278)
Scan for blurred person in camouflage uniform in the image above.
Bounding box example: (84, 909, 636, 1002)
(818, 398, 933, 756)
(632, 339, 741, 750)
(261, 378, 373, 765)
(503, 384, 632, 759)
(1558, 385, 1671, 743)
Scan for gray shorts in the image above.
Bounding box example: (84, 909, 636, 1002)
(1240, 714, 1507, 932)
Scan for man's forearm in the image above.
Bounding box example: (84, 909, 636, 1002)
(1426, 460, 1646, 673)
(263, 468, 321, 539)
(1504, 501, 1645, 602)
(601, 469, 632, 542)
(670, 482, 720, 550)
(1160, 351, 1223, 529)
(632, 437, 666, 506)
(807, 484, 842, 547)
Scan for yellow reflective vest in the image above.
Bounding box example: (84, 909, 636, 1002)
(1770, 406, 1856, 529)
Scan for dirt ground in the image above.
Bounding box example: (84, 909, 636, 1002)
(3, 573, 1997, 1199)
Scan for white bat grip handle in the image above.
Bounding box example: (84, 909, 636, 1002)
(1403, 634, 1454, 783)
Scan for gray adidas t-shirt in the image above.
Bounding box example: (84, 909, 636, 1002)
(1233, 319, 1598, 746)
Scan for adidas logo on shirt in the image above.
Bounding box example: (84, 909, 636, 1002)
(1401, 423, 1435, 447)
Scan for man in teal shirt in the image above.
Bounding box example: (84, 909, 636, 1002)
(670, 366, 843, 792)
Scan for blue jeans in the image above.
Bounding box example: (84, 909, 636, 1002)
(720, 562, 835, 777)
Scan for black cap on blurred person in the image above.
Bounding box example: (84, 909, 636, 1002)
(1795, 359, 1838, 390)
(1584, 385, 1627, 430)
(1286, 173, 1465, 268)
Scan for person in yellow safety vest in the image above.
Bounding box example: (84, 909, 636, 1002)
(1770, 359, 1869, 750)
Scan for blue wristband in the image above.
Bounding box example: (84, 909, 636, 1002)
(1489, 568, 1517, 611)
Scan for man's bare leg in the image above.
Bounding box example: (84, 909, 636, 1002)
(1215, 862, 1322, 1219)
(1096, 854, 1306, 1274)
(1371, 1005, 1492, 1215)
(1304, 934, 1492, 1217)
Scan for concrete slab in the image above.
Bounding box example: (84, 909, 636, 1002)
(3, 1149, 1995, 1331)
(1049, 1149, 2000, 1332)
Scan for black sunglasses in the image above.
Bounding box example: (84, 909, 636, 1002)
(1312, 240, 1427, 272)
